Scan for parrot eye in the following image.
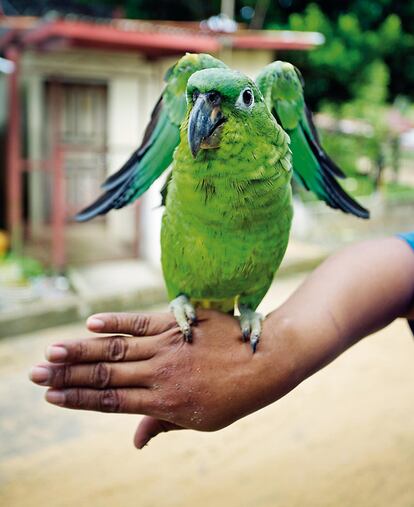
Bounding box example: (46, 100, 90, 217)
(236, 87, 255, 110)
(192, 90, 199, 103)
(242, 89, 253, 106)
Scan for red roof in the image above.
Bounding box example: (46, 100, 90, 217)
(0, 17, 323, 56)
(20, 20, 220, 55)
(232, 31, 323, 51)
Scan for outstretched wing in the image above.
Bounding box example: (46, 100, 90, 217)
(256, 61, 369, 219)
(76, 53, 228, 222)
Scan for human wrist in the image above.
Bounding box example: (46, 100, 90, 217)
(264, 302, 352, 392)
(253, 312, 305, 407)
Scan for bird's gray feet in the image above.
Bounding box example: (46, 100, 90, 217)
(169, 294, 197, 343)
(239, 305, 263, 353)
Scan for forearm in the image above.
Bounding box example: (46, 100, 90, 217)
(266, 237, 414, 383)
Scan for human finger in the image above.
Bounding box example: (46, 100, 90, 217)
(45, 334, 158, 364)
(134, 416, 182, 449)
(30, 360, 154, 389)
(45, 387, 154, 414)
(86, 312, 177, 336)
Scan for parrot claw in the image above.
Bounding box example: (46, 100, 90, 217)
(239, 305, 263, 353)
(183, 325, 193, 343)
(250, 339, 258, 353)
(170, 295, 197, 343)
(242, 329, 250, 342)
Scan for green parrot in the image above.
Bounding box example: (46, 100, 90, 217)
(77, 53, 369, 351)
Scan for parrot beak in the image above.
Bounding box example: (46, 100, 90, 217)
(188, 92, 226, 158)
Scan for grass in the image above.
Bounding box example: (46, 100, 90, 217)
(0, 253, 45, 284)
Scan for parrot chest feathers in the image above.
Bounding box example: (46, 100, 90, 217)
(161, 135, 293, 303)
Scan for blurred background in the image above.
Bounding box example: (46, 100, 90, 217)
(0, 2, 413, 507)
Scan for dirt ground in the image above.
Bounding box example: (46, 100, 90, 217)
(1, 275, 414, 507)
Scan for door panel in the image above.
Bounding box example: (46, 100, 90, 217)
(48, 82, 108, 220)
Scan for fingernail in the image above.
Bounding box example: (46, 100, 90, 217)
(29, 366, 50, 384)
(46, 345, 68, 362)
(136, 438, 149, 450)
(87, 317, 105, 331)
(46, 390, 65, 406)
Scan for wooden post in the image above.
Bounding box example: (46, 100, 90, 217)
(5, 45, 23, 255)
(250, 0, 271, 30)
(221, 0, 235, 19)
(49, 82, 66, 272)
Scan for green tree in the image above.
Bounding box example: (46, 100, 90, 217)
(274, 4, 410, 108)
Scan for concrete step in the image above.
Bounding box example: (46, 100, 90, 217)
(0, 260, 167, 338)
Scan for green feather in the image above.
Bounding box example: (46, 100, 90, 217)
(256, 60, 369, 219)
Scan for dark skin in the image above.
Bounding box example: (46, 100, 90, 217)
(30, 237, 414, 448)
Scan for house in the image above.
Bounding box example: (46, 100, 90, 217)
(0, 15, 323, 270)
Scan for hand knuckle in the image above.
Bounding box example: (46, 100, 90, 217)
(66, 388, 83, 408)
(113, 313, 121, 331)
(160, 366, 172, 379)
(162, 327, 183, 346)
(155, 361, 174, 380)
(50, 365, 72, 387)
(150, 386, 176, 412)
(99, 389, 122, 413)
(73, 340, 88, 361)
(132, 315, 150, 336)
(105, 336, 128, 361)
(91, 362, 111, 388)
(63, 365, 73, 386)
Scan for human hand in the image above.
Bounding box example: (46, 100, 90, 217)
(29, 310, 300, 448)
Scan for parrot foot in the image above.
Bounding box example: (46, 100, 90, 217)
(239, 305, 263, 353)
(169, 294, 197, 343)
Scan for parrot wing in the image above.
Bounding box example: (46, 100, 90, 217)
(256, 62, 369, 219)
(76, 53, 228, 221)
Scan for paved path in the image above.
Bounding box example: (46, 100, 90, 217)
(1, 276, 414, 507)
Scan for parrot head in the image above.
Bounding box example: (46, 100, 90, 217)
(186, 68, 266, 158)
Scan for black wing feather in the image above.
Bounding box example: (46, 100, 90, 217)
(102, 97, 164, 192)
(320, 168, 370, 218)
(302, 109, 346, 179)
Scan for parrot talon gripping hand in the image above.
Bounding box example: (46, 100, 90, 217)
(76, 53, 369, 354)
(239, 306, 264, 353)
(169, 294, 197, 343)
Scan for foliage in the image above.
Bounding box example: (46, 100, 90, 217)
(76, 0, 220, 20)
(318, 131, 371, 178)
(0, 253, 45, 281)
(274, 3, 412, 109)
(318, 59, 391, 180)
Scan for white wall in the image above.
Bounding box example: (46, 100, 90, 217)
(220, 49, 274, 78)
(137, 65, 166, 268)
(25, 75, 46, 235)
(106, 76, 142, 246)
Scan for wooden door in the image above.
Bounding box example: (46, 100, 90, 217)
(59, 82, 107, 220)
